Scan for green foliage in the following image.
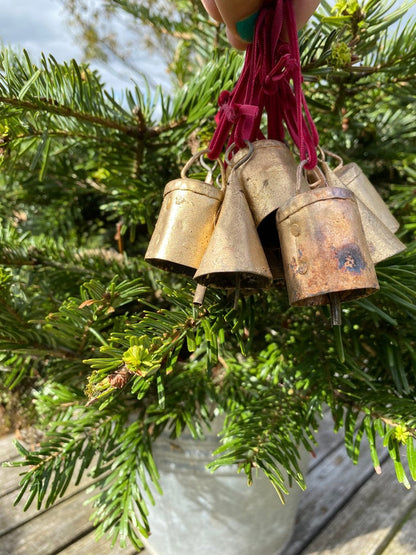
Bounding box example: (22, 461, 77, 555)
(1, 0, 416, 550)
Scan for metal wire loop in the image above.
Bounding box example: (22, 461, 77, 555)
(199, 154, 218, 184)
(180, 148, 226, 190)
(225, 140, 254, 171)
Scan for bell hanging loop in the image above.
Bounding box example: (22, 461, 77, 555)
(295, 159, 310, 194)
(225, 139, 254, 171)
(180, 149, 227, 190)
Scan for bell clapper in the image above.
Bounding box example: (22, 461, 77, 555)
(329, 293, 342, 326)
(234, 274, 241, 310)
(333, 323, 346, 363)
(193, 283, 207, 307)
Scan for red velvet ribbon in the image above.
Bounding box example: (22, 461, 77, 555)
(208, 0, 319, 170)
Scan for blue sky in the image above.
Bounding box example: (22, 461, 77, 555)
(0, 0, 170, 92)
(1, 1, 82, 65)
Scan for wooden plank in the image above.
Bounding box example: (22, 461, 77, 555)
(60, 531, 143, 554)
(0, 464, 25, 499)
(0, 434, 20, 463)
(285, 433, 387, 555)
(1, 434, 45, 498)
(308, 410, 345, 470)
(0, 433, 145, 554)
(1, 487, 147, 555)
(0, 489, 96, 554)
(0, 457, 97, 535)
(381, 502, 416, 554)
(0, 431, 43, 464)
(301, 456, 416, 554)
(0, 485, 93, 537)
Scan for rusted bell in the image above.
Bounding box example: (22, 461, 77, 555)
(320, 161, 406, 264)
(145, 151, 225, 276)
(277, 170, 379, 314)
(194, 150, 273, 292)
(227, 139, 306, 282)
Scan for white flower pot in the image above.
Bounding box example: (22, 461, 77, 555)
(141, 420, 309, 555)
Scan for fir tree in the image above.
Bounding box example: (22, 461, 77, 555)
(1, 0, 416, 549)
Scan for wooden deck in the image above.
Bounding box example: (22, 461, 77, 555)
(1, 412, 416, 554)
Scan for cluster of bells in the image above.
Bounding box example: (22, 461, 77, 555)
(145, 140, 405, 325)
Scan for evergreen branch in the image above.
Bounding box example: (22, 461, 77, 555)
(12, 128, 132, 147)
(0, 49, 187, 143)
(87, 418, 160, 549)
(0, 95, 146, 138)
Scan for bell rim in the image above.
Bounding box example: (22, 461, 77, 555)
(144, 256, 197, 277)
(163, 178, 224, 201)
(194, 271, 273, 290)
(289, 284, 380, 307)
(277, 186, 356, 223)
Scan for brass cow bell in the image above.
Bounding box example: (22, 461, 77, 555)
(320, 161, 406, 264)
(318, 149, 400, 233)
(194, 147, 273, 292)
(145, 151, 225, 276)
(228, 139, 306, 225)
(227, 139, 306, 282)
(277, 172, 379, 320)
(335, 162, 400, 233)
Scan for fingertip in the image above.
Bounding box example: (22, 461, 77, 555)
(201, 0, 223, 22)
(291, 0, 321, 29)
(226, 27, 249, 50)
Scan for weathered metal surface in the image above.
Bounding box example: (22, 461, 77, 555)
(322, 162, 405, 264)
(145, 177, 224, 276)
(228, 139, 306, 226)
(194, 168, 273, 291)
(277, 186, 379, 306)
(228, 139, 307, 282)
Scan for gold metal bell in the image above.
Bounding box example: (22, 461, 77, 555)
(320, 161, 406, 264)
(277, 173, 379, 312)
(335, 162, 400, 233)
(228, 139, 306, 225)
(145, 151, 225, 276)
(194, 148, 273, 292)
(227, 139, 306, 282)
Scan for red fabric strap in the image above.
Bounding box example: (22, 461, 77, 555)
(208, 0, 319, 170)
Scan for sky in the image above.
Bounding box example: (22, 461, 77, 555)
(0, 0, 171, 93)
(2, 0, 81, 60)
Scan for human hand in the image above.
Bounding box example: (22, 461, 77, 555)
(201, 0, 321, 49)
